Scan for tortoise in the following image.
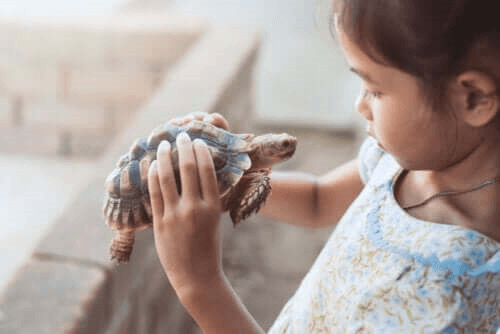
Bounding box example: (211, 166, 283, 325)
(103, 119, 297, 263)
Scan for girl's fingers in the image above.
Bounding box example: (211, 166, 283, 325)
(169, 117, 184, 126)
(207, 113, 229, 131)
(170, 112, 229, 131)
(193, 139, 219, 203)
(190, 111, 208, 121)
(176, 132, 201, 198)
(148, 160, 164, 218)
(156, 141, 179, 205)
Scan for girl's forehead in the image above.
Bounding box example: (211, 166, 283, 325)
(337, 30, 382, 74)
(338, 29, 418, 91)
(334, 16, 400, 75)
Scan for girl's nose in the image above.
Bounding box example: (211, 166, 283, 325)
(355, 91, 373, 121)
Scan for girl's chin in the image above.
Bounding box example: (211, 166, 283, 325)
(376, 141, 385, 151)
(367, 130, 385, 151)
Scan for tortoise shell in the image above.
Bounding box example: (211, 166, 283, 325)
(104, 120, 254, 233)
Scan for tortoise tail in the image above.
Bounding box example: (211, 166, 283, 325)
(110, 230, 136, 264)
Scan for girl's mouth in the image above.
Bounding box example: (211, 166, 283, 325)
(366, 125, 385, 150)
(366, 124, 375, 138)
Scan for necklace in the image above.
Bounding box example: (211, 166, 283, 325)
(402, 175, 500, 210)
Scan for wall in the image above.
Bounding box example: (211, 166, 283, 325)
(0, 15, 205, 157)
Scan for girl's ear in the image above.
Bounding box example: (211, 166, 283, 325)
(455, 71, 499, 127)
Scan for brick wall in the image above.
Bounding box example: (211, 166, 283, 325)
(0, 15, 205, 157)
(0, 25, 261, 334)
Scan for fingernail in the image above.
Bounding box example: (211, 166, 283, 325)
(158, 140, 170, 151)
(148, 160, 157, 178)
(149, 160, 157, 171)
(193, 138, 206, 147)
(177, 132, 191, 143)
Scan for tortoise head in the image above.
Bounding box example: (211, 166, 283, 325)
(248, 133, 297, 168)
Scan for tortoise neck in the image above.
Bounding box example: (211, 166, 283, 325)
(248, 134, 281, 168)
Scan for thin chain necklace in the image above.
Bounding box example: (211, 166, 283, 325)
(402, 175, 500, 210)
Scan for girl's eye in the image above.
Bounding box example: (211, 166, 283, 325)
(362, 88, 381, 99)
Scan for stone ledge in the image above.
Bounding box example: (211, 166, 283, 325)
(0, 258, 111, 334)
(0, 14, 207, 157)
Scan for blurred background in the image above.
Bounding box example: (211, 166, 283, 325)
(0, 0, 363, 332)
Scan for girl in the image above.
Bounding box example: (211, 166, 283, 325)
(148, 0, 500, 332)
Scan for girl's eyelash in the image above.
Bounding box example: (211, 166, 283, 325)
(362, 88, 381, 99)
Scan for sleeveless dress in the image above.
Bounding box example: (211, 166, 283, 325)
(268, 137, 500, 333)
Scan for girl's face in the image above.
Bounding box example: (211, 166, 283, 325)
(336, 27, 475, 171)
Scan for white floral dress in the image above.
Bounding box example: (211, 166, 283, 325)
(268, 137, 500, 333)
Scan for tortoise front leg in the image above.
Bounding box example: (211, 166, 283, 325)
(227, 168, 271, 225)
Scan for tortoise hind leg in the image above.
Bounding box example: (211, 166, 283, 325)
(228, 168, 271, 225)
(110, 230, 136, 264)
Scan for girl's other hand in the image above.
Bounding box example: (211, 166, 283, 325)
(148, 131, 224, 299)
(169, 111, 230, 131)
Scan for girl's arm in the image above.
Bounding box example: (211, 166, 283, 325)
(258, 158, 364, 228)
(149, 133, 264, 333)
(180, 275, 264, 334)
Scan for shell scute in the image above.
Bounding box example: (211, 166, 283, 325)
(146, 123, 175, 150)
(105, 168, 122, 197)
(117, 154, 130, 168)
(129, 137, 148, 161)
(120, 160, 142, 198)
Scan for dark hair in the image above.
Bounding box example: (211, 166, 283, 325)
(330, 0, 500, 111)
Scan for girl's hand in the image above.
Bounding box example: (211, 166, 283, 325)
(148, 129, 265, 334)
(148, 131, 223, 299)
(169, 111, 230, 131)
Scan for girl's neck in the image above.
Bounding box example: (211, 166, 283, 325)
(418, 124, 500, 190)
(396, 124, 500, 242)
